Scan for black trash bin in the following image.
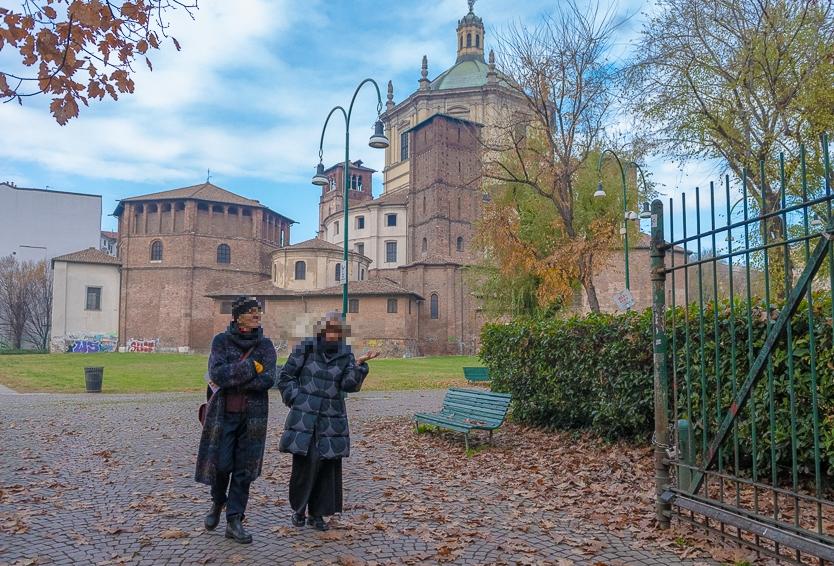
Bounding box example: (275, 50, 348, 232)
(84, 367, 103, 392)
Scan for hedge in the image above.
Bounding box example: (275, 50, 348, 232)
(480, 296, 834, 480)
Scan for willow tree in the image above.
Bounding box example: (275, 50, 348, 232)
(630, 0, 834, 296)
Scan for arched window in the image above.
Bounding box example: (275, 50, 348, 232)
(466, 33, 472, 47)
(460, 35, 463, 49)
(422, 238, 427, 254)
(430, 293, 439, 319)
(457, 196, 461, 215)
(351, 175, 357, 190)
(357, 176, 363, 190)
(294, 261, 306, 280)
(217, 244, 231, 264)
(335, 262, 341, 282)
(476, 34, 480, 48)
(456, 236, 464, 252)
(150, 240, 163, 261)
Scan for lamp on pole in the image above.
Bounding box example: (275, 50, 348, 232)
(594, 150, 646, 291)
(312, 79, 389, 318)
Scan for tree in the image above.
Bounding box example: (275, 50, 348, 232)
(0, 256, 52, 351)
(629, 0, 834, 297)
(0, 255, 30, 349)
(482, 0, 640, 313)
(0, 0, 197, 125)
(473, 148, 628, 315)
(24, 261, 52, 351)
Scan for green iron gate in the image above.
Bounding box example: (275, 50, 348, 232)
(651, 136, 834, 564)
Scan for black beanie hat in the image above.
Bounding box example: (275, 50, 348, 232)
(232, 296, 261, 320)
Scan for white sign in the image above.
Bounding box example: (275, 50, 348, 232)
(338, 260, 347, 284)
(613, 288, 635, 311)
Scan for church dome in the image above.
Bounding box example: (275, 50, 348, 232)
(430, 59, 489, 90)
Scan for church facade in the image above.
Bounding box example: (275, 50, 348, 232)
(204, 2, 671, 356)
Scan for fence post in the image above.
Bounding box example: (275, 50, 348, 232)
(651, 198, 671, 528)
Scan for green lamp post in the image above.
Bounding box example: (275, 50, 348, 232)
(312, 79, 389, 318)
(595, 150, 649, 292)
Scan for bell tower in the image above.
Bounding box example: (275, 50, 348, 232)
(456, 0, 485, 63)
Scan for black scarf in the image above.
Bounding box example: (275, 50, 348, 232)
(227, 322, 263, 351)
(315, 335, 345, 362)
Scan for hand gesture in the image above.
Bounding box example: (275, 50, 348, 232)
(356, 351, 380, 364)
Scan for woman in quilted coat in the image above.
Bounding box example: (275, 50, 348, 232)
(277, 311, 379, 531)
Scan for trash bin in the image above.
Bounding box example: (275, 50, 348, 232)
(84, 367, 103, 392)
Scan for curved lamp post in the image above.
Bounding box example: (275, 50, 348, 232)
(595, 150, 649, 292)
(312, 79, 389, 318)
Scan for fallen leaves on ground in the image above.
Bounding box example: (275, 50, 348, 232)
(358, 418, 765, 563)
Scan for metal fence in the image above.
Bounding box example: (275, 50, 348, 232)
(651, 135, 834, 564)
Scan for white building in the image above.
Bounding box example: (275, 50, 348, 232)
(50, 248, 121, 353)
(0, 182, 102, 263)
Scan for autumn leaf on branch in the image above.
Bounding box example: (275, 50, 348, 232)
(0, 0, 198, 124)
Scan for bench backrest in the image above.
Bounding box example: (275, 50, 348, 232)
(463, 367, 490, 381)
(441, 387, 512, 426)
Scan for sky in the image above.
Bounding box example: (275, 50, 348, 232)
(0, 0, 729, 244)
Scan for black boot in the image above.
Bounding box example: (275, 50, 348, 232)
(204, 503, 223, 531)
(225, 515, 253, 544)
(307, 515, 328, 531)
(291, 511, 306, 527)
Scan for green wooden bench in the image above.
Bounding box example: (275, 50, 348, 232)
(463, 366, 490, 383)
(414, 387, 512, 450)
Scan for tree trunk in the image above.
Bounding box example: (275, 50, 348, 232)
(578, 251, 601, 313)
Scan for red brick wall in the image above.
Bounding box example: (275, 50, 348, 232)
(118, 199, 284, 351)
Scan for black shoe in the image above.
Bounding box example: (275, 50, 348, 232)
(307, 515, 328, 531)
(291, 512, 306, 527)
(225, 515, 253, 544)
(204, 503, 223, 531)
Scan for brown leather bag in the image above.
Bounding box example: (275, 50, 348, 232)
(199, 347, 255, 427)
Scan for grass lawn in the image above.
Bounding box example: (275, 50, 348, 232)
(0, 353, 480, 393)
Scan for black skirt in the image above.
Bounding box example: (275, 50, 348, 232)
(288, 431, 343, 517)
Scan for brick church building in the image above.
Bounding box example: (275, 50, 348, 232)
(114, 182, 294, 351)
(206, 2, 527, 356)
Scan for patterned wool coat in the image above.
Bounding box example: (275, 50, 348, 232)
(194, 331, 276, 485)
(277, 338, 369, 459)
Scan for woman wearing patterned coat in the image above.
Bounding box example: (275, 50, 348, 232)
(277, 311, 379, 531)
(195, 296, 276, 544)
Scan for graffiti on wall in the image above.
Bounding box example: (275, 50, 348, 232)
(127, 338, 159, 353)
(62, 333, 118, 353)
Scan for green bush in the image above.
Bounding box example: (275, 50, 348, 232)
(481, 310, 654, 440)
(480, 296, 834, 480)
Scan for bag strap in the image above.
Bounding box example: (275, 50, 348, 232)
(240, 346, 255, 362)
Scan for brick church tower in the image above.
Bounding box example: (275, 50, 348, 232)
(115, 182, 294, 351)
(407, 114, 483, 264)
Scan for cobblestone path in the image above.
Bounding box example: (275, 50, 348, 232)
(0, 391, 716, 565)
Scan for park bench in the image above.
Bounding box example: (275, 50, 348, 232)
(414, 387, 512, 450)
(463, 366, 490, 383)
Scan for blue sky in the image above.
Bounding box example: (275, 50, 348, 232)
(0, 0, 725, 243)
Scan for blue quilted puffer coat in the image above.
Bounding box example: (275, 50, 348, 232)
(276, 338, 369, 459)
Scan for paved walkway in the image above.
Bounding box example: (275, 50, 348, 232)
(0, 391, 716, 565)
(0, 384, 17, 395)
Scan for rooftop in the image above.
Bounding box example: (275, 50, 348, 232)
(52, 247, 121, 266)
(113, 182, 296, 223)
(207, 277, 422, 299)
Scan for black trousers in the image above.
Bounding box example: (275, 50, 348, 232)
(210, 412, 251, 519)
(289, 433, 343, 518)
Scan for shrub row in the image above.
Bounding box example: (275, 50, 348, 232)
(480, 297, 834, 481)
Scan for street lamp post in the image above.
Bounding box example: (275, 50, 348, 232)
(595, 150, 647, 292)
(312, 79, 389, 318)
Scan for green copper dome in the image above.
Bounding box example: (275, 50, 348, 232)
(430, 59, 489, 90)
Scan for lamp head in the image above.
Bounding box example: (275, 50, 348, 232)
(311, 162, 329, 187)
(593, 181, 606, 198)
(640, 201, 652, 219)
(368, 120, 390, 149)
